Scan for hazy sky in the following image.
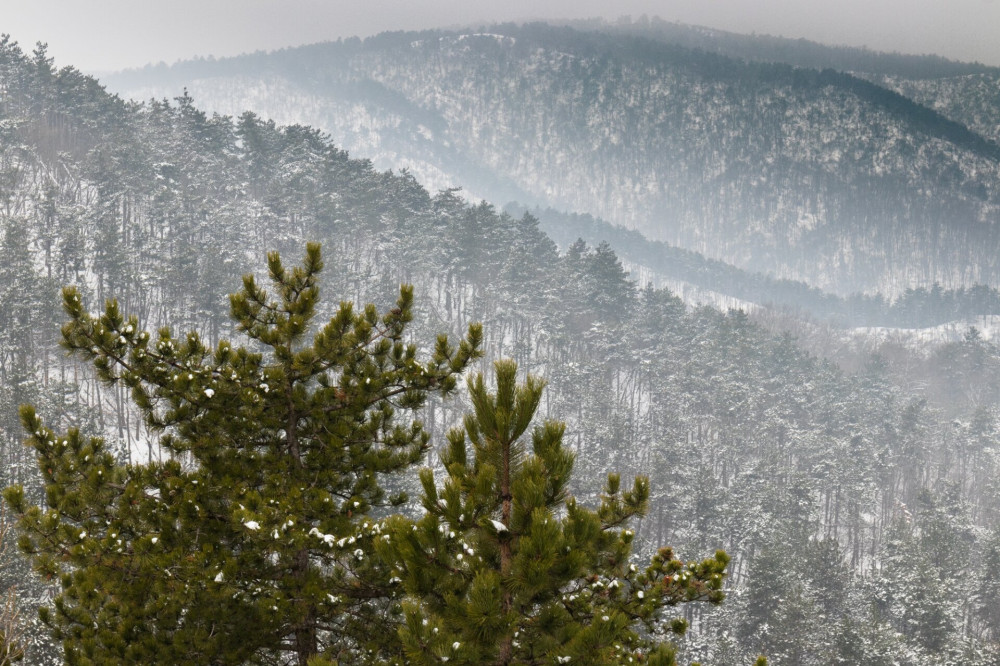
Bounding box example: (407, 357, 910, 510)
(4, 0, 1000, 73)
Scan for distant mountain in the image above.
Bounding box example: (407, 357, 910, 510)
(103, 23, 1000, 296)
(563, 17, 1000, 146)
(573, 18, 1000, 149)
(559, 16, 1000, 80)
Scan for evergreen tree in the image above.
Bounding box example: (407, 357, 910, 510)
(975, 527, 1000, 643)
(378, 359, 729, 665)
(3, 243, 482, 665)
(0, 506, 24, 665)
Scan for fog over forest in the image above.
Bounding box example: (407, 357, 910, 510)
(0, 8, 999, 666)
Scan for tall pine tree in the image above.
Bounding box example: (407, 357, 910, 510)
(378, 359, 729, 665)
(4, 243, 482, 665)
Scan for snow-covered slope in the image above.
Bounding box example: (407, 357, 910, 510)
(104, 24, 1000, 297)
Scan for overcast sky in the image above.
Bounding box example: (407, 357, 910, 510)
(4, 0, 1000, 73)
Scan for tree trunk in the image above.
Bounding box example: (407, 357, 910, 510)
(497, 435, 514, 666)
(294, 544, 318, 666)
(288, 379, 317, 665)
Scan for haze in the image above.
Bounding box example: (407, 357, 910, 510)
(3, 0, 1000, 73)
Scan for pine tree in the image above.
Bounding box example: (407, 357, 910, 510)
(377, 359, 729, 665)
(3, 243, 482, 665)
(0, 506, 24, 665)
(976, 528, 1000, 643)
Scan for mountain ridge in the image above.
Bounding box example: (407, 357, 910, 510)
(102, 22, 1000, 296)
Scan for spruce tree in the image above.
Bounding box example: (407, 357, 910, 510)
(378, 359, 729, 665)
(3, 243, 482, 665)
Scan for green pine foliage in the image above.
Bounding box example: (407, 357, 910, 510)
(377, 360, 729, 665)
(2, 243, 482, 665)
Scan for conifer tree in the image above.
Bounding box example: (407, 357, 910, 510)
(377, 359, 729, 665)
(3, 243, 482, 665)
(0, 506, 24, 665)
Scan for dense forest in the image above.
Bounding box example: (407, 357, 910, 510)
(514, 203, 1000, 329)
(568, 18, 1000, 163)
(104, 22, 1000, 296)
(867, 72, 1000, 145)
(2, 30, 1000, 664)
(562, 16, 999, 81)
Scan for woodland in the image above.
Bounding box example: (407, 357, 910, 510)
(105, 22, 1000, 297)
(0, 27, 999, 665)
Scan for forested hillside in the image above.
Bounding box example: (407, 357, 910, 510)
(514, 203, 1000, 330)
(2, 35, 1000, 663)
(568, 18, 1000, 157)
(562, 16, 999, 81)
(104, 23, 1000, 296)
(865, 73, 1000, 144)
